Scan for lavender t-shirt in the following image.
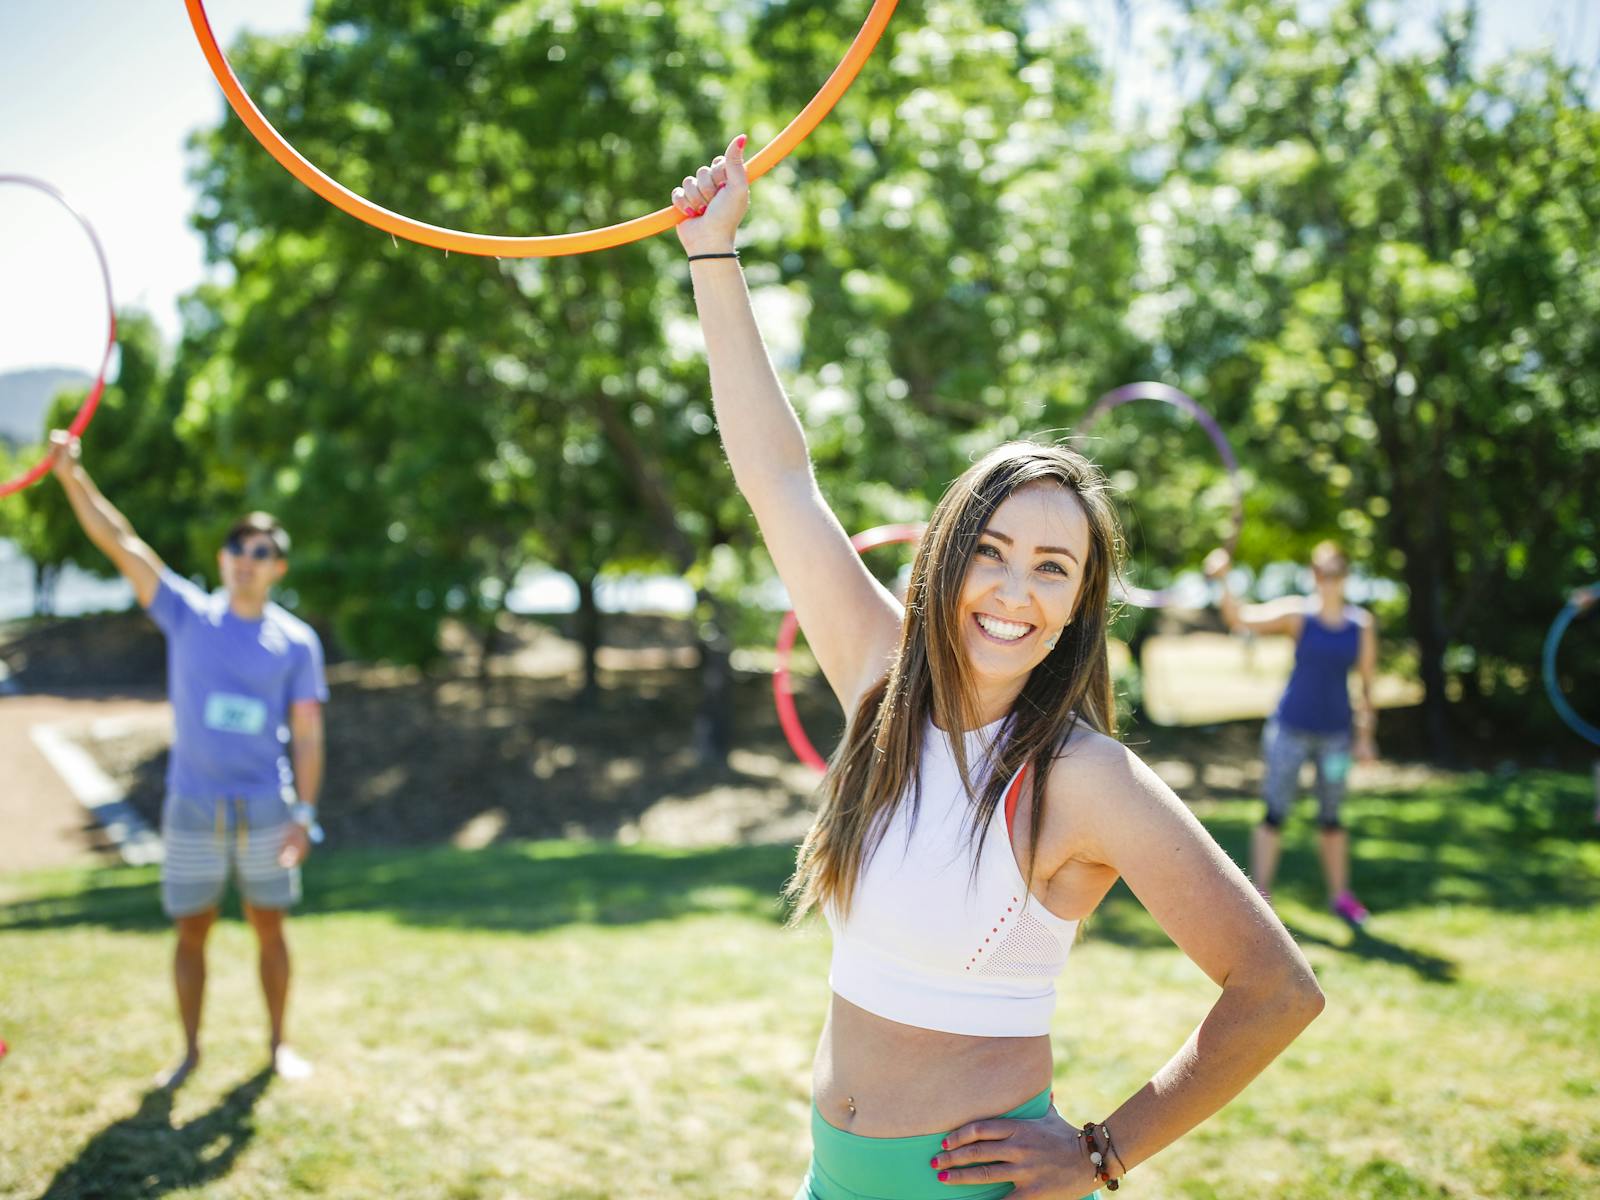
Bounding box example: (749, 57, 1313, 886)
(146, 569, 328, 801)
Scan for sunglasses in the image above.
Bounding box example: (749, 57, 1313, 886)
(225, 540, 279, 561)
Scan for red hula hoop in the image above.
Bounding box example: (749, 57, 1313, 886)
(0, 175, 117, 499)
(773, 523, 924, 773)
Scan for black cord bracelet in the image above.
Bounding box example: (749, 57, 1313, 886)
(686, 251, 740, 262)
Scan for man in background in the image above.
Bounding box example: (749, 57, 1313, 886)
(48, 430, 326, 1087)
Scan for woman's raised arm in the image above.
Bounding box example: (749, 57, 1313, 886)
(674, 136, 902, 709)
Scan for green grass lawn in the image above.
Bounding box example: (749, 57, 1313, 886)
(3, 770, 1598, 1199)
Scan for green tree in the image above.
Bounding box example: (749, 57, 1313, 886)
(753, 1, 1148, 512)
(729, 0, 1160, 700)
(1153, 0, 1600, 752)
(184, 0, 754, 750)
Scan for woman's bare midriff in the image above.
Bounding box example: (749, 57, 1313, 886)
(812, 992, 1053, 1138)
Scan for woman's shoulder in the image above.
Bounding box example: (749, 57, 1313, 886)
(1051, 721, 1124, 764)
(1043, 724, 1154, 805)
(1037, 724, 1178, 857)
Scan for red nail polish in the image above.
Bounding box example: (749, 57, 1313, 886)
(938, 1171, 949, 1182)
(735, 134, 748, 149)
(940, 1139, 948, 1149)
(929, 1157, 939, 1167)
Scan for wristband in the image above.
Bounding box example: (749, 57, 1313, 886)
(288, 801, 325, 845)
(686, 251, 740, 262)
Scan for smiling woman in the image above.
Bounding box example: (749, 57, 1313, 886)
(670, 134, 1327, 1199)
(182, 0, 899, 256)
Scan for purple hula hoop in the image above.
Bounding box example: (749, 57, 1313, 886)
(1079, 382, 1244, 609)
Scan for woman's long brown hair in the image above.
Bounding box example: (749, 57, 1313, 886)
(785, 441, 1124, 923)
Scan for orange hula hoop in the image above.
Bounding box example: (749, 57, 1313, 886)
(183, 0, 900, 258)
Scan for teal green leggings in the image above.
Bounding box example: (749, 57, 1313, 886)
(793, 1086, 1102, 1200)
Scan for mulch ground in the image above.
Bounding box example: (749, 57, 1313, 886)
(2, 611, 832, 851)
(1, 609, 1459, 856)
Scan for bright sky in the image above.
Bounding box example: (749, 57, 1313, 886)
(0, 1, 1594, 379)
(0, 1, 312, 378)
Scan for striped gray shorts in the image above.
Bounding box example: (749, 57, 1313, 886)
(161, 793, 301, 918)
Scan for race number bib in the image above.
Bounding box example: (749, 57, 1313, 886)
(203, 693, 269, 736)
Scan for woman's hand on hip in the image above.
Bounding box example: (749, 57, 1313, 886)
(672, 134, 749, 256)
(932, 1107, 1101, 1197)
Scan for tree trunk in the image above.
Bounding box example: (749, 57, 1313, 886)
(475, 601, 505, 685)
(475, 558, 519, 688)
(574, 570, 602, 705)
(584, 385, 733, 764)
(34, 562, 58, 618)
(1402, 556, 1454, 761)
(691, 588, 735, 763)
(503, 275, 731, 764)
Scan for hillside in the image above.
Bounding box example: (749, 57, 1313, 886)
(0, 366, 91, 447)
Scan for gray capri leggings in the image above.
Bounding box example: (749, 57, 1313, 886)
(1261, 718, 1353, 830)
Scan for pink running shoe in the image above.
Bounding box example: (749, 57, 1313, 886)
(1331, 890, 1370, 926)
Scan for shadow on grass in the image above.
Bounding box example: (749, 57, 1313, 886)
(1198, 770, 1600, 915)
(1077, 770, 1597, 982)
(0, 841, 799, 936)
(1082, 885, 1461, 984)
(5, 770, 1593, 953)
(1287, 921, 1460, 984)
(36, 1069, 271, 1200)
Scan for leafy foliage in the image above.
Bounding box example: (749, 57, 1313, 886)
(1150, 0, 1600, 749)
(13, 0, 1598, 752)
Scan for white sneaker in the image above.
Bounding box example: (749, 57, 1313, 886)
(272, 1044, 314, 1081)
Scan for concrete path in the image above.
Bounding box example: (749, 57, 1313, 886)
(0, 689, 168, 874)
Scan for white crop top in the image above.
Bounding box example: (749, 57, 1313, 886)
(825, 719, 1079, 1037)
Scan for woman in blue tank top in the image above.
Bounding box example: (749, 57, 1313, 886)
(1206, 542, 1378, 925)
(672, 136, 1326, 1198)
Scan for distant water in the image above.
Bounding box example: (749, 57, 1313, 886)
(0, 539, 1398, 625)
(506, 568, 698, 616)
(0, 537, 135, 621)
(0, 539, 701, 621)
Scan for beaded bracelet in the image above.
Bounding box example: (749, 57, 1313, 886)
(1079, 1121, 1122, 1191)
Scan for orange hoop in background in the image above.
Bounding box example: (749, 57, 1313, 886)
(183, 0, 900, 258)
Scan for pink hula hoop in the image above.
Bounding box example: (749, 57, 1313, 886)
(773, 523, 924, 773)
